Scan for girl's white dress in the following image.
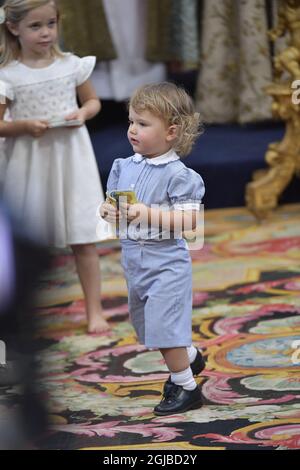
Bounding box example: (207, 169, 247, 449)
(0, 53, 112, 247)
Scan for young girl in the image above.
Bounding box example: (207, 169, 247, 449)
(100, 82, 206, 415)
(0, 0, 112, 334)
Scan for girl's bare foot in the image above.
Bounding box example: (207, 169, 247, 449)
(88, 315, 110, 334)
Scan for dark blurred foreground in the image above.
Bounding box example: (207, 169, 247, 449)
(0, 203, 50, 449)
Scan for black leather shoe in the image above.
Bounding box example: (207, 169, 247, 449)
(154, 384, 203, 416)
(163, 349, 205, 396)
(190, 349, 206, 375)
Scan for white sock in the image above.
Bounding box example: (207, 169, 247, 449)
(171, 366, 197, 391)
(186, 345, 197, 363)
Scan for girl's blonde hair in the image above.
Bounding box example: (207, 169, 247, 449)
(129, 82, 203, 157)
(0, 0, 63, 67)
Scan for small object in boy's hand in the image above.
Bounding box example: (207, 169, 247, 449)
(106, 190, 138, 208)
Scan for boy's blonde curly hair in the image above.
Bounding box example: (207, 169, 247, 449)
(129, 82, 203, 157)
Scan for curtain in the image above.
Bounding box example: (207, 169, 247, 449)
(195, 0, 275, 123)
(170, 0, 200, 69)
(146, 0, 200, 69)
(91, 0, 166, 101)
(59, 0, 117, 60)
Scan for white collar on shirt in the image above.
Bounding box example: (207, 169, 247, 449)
(132, 149, 180, 166)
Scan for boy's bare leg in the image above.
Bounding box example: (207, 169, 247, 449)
(160, 347, 190, 372)
(71, 243, 109, 334)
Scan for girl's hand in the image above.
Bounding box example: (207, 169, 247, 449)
(25, 120, 49, 137)
(64, 109, 86, 127)
(100, 200, 120, 224)
(119, 202, 149, 223)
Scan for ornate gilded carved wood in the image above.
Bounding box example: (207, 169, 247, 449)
(246, 0, 300, 219)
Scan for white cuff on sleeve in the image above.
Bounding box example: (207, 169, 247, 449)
(173, 202, 201, 211)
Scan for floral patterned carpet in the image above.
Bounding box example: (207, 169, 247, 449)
(33, 205, 300, 449)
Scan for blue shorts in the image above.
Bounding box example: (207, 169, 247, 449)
(121, 238, 192, 348)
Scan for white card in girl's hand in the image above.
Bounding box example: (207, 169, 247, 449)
(48, 118, 82, 128)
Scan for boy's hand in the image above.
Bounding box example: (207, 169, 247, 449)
(100, 200, 120, 224)
(119, 202, 149, 223)
(25, 120, 49, 137)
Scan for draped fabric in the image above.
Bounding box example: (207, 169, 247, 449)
(170, 0, 200, 68)
(146, 0, 200, 69)
(146, 0, 278, 123)
(91, 0, 166, 101)
(59, 0, 117, 61)
(272, 0, 289, 67)
(195, 0, 275, 124)
(146, 0, 173, 62)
